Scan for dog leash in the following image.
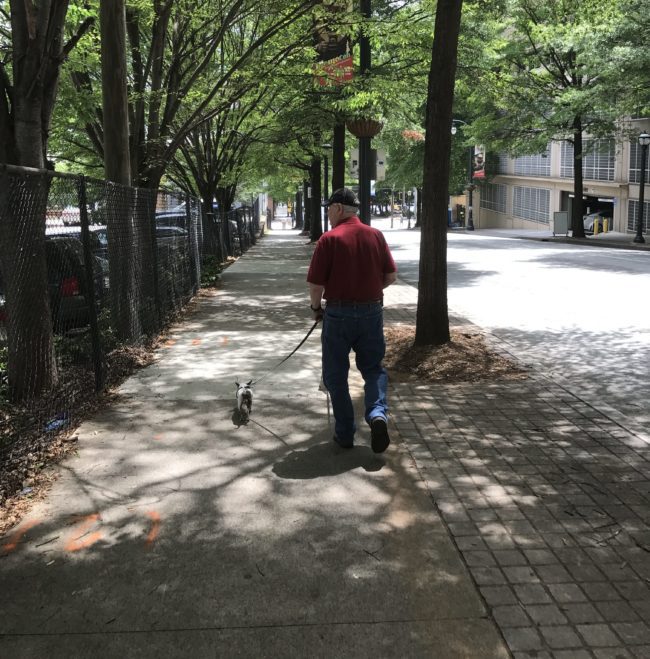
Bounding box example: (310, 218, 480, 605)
(251, 319, 321, 385)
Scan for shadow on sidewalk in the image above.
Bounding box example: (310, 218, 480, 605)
(273, 440, 386, 480)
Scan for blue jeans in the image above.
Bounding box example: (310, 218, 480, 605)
(322, 303, 388, 445)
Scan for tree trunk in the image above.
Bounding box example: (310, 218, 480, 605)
(571, 118, 586, 238)
(302, 180, 311, 234)
(0, 171, 57, 401)
(331, 122, 346, 191)
(101, 0, 142, 340)
(415, 0, 464, 347)
(216, 186, 236, 212)
(295, 190, 303, 230)
(0, 0, 75, 400)
(310, 156, 323, 242)
(0, 73, 16, 162)
(101, 0, 131, 187)
(200, 191, 221, 259)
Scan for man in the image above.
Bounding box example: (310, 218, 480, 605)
(307, 188, 397, 453)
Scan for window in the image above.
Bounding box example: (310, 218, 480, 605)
(629, 141, 647, 184)
(514, 146, 550, 176)
(495, 152, 510, 175)
(561, 139, 615, 181)
(480, 183, 507, 213)
(628, 199, 650, 233)
(513, 186, 550, 224)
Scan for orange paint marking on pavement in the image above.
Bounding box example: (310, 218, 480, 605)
(191, 338, 202, 346)
(153, 434, 164, 441)
(221, 337, 229, 345)
(1, 519, 41, 555)
(164, 340, 177, 347)
(145, 511, 161, 549)
(65, 513, 103, 552)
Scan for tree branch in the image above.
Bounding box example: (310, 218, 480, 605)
(62, 16, 94, 59)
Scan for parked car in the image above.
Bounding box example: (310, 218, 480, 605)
(583, 210, 613, 234)
(155, 203, 187, 228)
(46, 235, 108, 331)
(0, 233, 107, 334)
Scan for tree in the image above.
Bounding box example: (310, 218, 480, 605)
(464, 0, 632, 238)
(100, 0, 130, 185)
(61, 0, 321, 191)
(604, 0, 650, 116)
(0, 0, 92, 400)
(167, 92, 271, 257)
(100, 0, 143, 340)
(415, 0, 464, 346)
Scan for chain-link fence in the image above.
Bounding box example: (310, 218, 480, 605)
(0, 165, 206, 492)
(202, 206, 262, 262)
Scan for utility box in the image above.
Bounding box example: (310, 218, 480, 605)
(350, 148, 382, 180)
(350, 148, 359, 178)
(552, 211, 569, 236)
(375, 149, 386, 181)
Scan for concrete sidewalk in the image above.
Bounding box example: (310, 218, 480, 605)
(453, 227, 650, 251)
(0, 232, 509, 658)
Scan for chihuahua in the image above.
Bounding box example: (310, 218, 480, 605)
(235, 381, 253, 423)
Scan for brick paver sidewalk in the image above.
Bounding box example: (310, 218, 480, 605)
(383, 282, 650, 658)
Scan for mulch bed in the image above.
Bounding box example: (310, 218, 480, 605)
(384, 323, 528, 383)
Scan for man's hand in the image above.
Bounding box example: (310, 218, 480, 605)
(310, 304, 324, 322)
(383, 271, 397, 288)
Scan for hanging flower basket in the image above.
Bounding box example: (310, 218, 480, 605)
(346, 118, 384, 138)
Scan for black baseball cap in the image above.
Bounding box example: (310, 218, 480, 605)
(322, 187, 360, 208)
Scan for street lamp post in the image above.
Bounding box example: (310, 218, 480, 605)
(452, 119, 474, 231)
(322, 143, 331, 202)
(633, 131, 650, 244)
(322, 143, 331, 233)
(358, 0, 372, 225)
(466, 146, 475, 231)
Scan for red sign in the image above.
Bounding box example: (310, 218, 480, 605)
(315, 55, 354, 87)
(472, 145, 486, 179)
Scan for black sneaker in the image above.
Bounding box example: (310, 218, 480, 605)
(370, 417, 390, 453)
(333, 435, 354, 449)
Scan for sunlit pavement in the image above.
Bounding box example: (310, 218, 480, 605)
(380, 222, 650, 441)
(377, 223, 650, 657)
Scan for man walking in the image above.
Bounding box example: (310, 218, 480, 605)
(307, 188, 397, 453)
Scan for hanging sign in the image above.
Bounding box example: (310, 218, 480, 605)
(313, 1, 353, 87)
(315, 54, 354, 86)
(472, 145, 486, 179)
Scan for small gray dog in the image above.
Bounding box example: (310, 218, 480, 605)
(235, 381, 253, 423)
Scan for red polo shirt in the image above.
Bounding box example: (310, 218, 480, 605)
(307, 216, 397, 301)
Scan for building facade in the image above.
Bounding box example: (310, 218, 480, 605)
(473, 119, 650, 235)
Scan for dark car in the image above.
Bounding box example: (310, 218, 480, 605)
(0, 233, 107, 335)
(155, 203, 188, 229)
(0, 220, 191, 336)
(46, 236, 107, 331)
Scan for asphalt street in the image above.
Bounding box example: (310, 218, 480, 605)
(381, 225, 650, 438)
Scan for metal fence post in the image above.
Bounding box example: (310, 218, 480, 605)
(185, 194, 199, 294)
(237, 210, 245, 254)
(249, 206, 255, 245)
(77, 176, 104, 392)
(147, 191, 163, 330)
(223, 211, 232, 257)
